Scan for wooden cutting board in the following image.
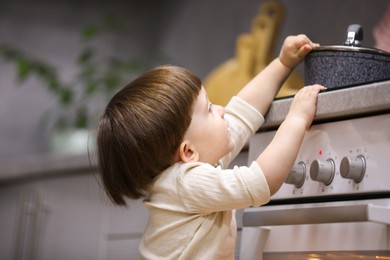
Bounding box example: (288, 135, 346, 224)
(204, 1, 303, 106)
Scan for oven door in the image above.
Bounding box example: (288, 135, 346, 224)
(240, 199, 390, 259)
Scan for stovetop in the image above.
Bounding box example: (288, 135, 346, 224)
(261, 80, 390, 130)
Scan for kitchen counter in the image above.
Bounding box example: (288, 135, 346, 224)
(0, 153, 97, 184)
(262, 80, 390, 130)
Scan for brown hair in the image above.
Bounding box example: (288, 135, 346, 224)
(96, 65, 202, 206)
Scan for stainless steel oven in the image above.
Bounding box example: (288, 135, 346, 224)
(240, 81, 390, 259)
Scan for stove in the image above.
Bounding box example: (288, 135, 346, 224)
(239, 80, 390, 259)
(262, 80, 390, 130)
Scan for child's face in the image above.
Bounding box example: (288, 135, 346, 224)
(182, 87, 234, 164)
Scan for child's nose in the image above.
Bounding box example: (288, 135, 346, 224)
(216, 105, 225, 118)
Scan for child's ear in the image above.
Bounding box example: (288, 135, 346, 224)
(178, 141, 199, 162)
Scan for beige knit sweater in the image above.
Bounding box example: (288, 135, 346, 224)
(139, 97, 270, 259)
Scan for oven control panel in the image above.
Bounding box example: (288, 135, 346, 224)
(248, 113, 390, 199)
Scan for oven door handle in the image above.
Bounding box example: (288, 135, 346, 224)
(242, 203, 390, 227)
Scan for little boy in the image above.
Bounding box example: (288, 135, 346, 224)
(96, 34, 324, 259)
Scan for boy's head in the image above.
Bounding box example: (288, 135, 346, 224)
(96, 65, 202, 205)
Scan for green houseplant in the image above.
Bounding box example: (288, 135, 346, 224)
(0, 15, 156, 154)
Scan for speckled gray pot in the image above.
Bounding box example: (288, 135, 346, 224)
(304, 46, 390, 89)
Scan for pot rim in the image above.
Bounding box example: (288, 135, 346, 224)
(312, 45, 390, 57)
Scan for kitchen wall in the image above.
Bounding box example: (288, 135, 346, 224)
(0, 0, 388, 161)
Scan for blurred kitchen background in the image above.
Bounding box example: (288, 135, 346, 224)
(0, 0, 388, 159)
(0, 0, 389, 259)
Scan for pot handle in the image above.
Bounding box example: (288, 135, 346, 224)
(344, 24, 363, 46)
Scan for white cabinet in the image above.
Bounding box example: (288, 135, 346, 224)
(35, 174, 109, 260)
(105, 199, 148, 260)
(0, 181, 37, 260)
(0, 154, 148, 260)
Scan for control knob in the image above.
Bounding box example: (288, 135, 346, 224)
(340, 155, 366, 183)
(285, 162, 306, 188)
(310, 159, 335, 185)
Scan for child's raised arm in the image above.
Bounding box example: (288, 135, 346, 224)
(257, 84, 325, 195)
(237, 34, 319, 116)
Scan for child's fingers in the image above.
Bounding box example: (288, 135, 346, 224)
(295, 84, 325, 101)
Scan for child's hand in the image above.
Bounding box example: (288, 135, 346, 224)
(287, 84, 326, 129)
(279, 34, 319, 69)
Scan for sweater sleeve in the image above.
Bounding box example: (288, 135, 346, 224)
(219, 96, 264, 169)
(177, 162, 270, 213)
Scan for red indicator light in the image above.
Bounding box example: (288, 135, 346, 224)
(319, 150, 323, 155)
